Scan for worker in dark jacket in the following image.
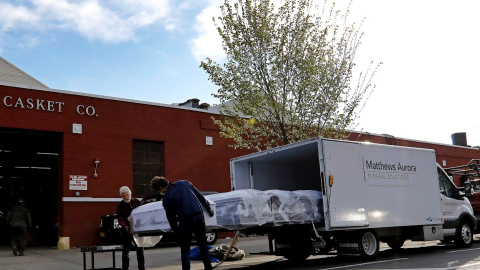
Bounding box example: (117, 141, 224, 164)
(150, 176, 214, 270)
(6, 199, 32, 256)
(117, 186, 145, 270)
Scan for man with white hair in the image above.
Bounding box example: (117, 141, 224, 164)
(117, 186, 145, 270)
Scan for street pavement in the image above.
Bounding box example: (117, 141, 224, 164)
(0, 236, 277, 270)
(3, 235, 475, 270)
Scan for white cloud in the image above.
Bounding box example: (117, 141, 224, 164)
(37, 0, 134, 42)
(0, 3, 41, 31)
(0, 0, 171, 43)
(190, 1, 225, 62)
(165, 23, 176, 31)
(119, 0, 171, 26)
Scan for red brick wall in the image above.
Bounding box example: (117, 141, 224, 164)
(61, 202, 119, 246)
(0, 85, 251, 247)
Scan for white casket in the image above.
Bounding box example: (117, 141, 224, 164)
(131, 189, 323, 234)
(131, 198, 216, 233)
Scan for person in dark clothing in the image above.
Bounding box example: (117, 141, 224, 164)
(6, 199, 32, 256)
(117, 186, 145, 270)
(150, 176, 214, 270)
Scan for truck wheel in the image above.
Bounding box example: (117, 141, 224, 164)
(454, 221, 473, 248)
(359, 231, 379, 259)
(283, 249, 310, 261)
(386, 237, 405, 250)
(277, 231, 312, 262)
(206, 231, 218, 245)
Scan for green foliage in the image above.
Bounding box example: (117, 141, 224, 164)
(201, 0, 381, 151)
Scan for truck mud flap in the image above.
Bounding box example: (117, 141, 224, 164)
(337, 241, 362, 256)
(411, 225, 443, 241)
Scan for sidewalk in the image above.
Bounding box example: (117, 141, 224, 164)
(0, 245, 86, 270)
(0, 236, 278, 270)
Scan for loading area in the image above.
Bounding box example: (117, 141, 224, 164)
(0, 127, 61, 246)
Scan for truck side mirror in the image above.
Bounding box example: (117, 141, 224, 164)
(464, 183, 474, 197)
(457, 187, 466, 198)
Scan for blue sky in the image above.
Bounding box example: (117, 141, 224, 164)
(1, 0, 479, 146)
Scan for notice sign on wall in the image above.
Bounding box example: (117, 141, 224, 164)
(69, 175, 88, 190)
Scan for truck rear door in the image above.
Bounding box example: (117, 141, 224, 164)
(322, 140, 369, 229)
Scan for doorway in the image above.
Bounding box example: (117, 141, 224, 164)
(0, 127, 61, 246)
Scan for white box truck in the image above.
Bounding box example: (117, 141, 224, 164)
(229, 138, 476, 260)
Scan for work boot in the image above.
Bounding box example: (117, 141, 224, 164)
(19, 251, 24, 256)
(12, 247, 17, 256)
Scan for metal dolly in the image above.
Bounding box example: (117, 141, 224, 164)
(81, 245, 123, 270)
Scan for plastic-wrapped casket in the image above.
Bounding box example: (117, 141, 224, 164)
(131, 198, 217, 234)
(131, 189, 323, 234)
(206, 190, 273, 229)
(267, 190, 324, 225)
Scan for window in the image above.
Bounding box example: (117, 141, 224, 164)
(437, 167, 454, 198)
(132, 140, 164, 197)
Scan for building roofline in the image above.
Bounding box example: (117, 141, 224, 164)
(0, 56, 50, 89)
(0, 82, 476, 150)
(352, 130, 479, 150)
(0, 82, 221, 115)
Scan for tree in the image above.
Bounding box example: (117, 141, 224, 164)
(201, 0, 381, 152)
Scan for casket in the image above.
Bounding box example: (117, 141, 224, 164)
(131, 189, 323, 234)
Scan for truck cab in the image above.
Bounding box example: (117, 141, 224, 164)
(437, 165, 476, 246)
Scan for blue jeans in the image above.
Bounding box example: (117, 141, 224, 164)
(178, 214, 212, 270)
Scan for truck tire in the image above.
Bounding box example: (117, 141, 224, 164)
(359, 231, 379, 259)
(206, 231, 218, 245)
(276, 230, 312, 261)
(283, 248, 310, 262)
(386, 237, 405, 250)
(454, 221, 473, 248)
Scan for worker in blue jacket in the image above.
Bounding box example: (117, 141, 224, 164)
(150, 176, 214, 270)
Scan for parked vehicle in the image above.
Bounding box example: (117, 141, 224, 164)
(96, 192, 218, 246)
(467, 179, 480, 192)
(463, 179, 480, 224)
(228, 138, 476, 260)
(445, 159, 480, 227)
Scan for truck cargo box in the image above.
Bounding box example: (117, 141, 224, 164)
(230, 138, 443, 231)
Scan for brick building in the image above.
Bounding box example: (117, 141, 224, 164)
(0, 56, 478, 247)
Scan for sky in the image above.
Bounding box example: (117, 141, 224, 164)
(0, 0, 479, 146)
